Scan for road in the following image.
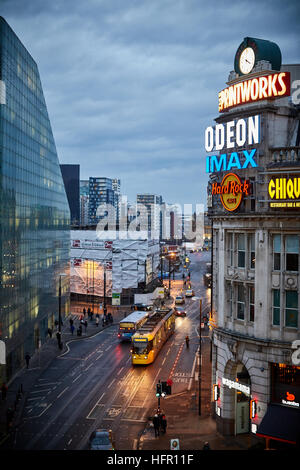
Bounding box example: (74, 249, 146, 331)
(13, 250, 211, 450)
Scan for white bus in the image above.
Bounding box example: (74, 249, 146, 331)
(118, 311, 150, 342)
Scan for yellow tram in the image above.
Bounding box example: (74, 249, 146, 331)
(131, 308, 175, 365)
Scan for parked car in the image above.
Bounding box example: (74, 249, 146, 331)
(88, 429, 115, 450)
(175, 295, 185, 304)
(185, 289, 195, 297)
(174, 307, 187, 317)
(203, 273, 212, 288)
(131, 303, 152, 311)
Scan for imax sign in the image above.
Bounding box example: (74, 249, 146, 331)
(206, 149, 257, 173)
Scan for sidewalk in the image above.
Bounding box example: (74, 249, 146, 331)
(0, 305, 126, 449)
(138, 388, 262, 451)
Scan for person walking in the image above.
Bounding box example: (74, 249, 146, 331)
(84, 319, 88, 333)
(185, 335, 190, 348)
(6, 407, 14, 433)
(1, 383, 8, 400)
(47, 328, 53, 338)
(203, 441, 211, 450)
(83, 307, 86, 317)
(153, 414, 160, 437)
(25, 353, 30, 369)
(161, 414, 167, 434)
(96, 317, 99, 327)
(69, 318, 74, 327)
(70, 324, 75, 335)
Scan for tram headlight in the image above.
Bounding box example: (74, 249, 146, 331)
(144, 356, 148, 359)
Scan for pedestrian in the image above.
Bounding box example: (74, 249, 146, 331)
(102, 317, 105, 327)
(54, 319, 59, 330)
(96, 317, 99, 327)
(69, 318, 74, 326)
(96, 313, 99, 320)
(87, 307, 91, 319)
(1, 383, 8, 400)
(185, 335, 190, 348)
(83, 307, 86, 317)
(153, 414, 160, 437)
(203, 441, 211, 450)
(47, 328, 53, 338)
(161, 414, 167, 434)
(84, 319, 88, 332)
(77, 324, 82, 336)
(6, 407, 14, 433)
(70, 324, 75, 335)
(25, 353, 30, 369)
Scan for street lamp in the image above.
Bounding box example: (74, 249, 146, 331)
(168, 252, 176, 292)
(192, 296, 202, 416)
(58, 273, 66, 349)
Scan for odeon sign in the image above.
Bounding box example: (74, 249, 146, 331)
(205, 115, 260, 173)
(218, 72, 290, 112)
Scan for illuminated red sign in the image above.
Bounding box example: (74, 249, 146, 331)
(218, 72, 290, 112)
(211, 173, 250, 211)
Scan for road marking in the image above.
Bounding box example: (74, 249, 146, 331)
(162, 357, 166, 365)
(108, 379, 116, 389)
(188, 347, 199, 390)
(85, 362, 94, 371)
(27, 397, 44, 401)
(29, 389, 52, 394)
(105, 345, 112, 351)
(72, 374, 82, 383)
(57, 387, 69, 399)
(117, 367, 124, 376)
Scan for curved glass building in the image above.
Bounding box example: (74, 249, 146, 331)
(0, 17, 70, 382)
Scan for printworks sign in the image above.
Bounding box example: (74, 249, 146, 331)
(211, 173, 250, 212)
(218, 72, 290, 112)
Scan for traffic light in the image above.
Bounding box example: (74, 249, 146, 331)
(161, 381, 172, 396)
(156, 383, 162, 397)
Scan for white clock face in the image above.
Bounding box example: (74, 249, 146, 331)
(239, 47, 255, 74)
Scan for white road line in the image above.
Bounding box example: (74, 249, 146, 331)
(108, 379, 116, 389)
(98, 392, 105, 403)
(27, 397, 44, 401)
(105, 345, 112, 351)
(29, 389, 52, 394)
(96, 353, 103, 361)
(85, 362, 94, 371)
(162, 357, 166, 365)
(72, 374, 82, 383)
(35, 382, 58, 387)
(117, 367, 124, 376)
(188, 347, 199, 391)
(57, 387, 69, 399)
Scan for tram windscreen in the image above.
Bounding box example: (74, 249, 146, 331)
(132, 339, 152, 354)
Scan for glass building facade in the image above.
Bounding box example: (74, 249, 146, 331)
(0, 17, 70, 382)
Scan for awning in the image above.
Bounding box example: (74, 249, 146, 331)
(256, 403, 300, 445)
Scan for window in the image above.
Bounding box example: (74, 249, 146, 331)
(237, 234, 245, 268)
(228, 283, 233, 318)
(237, 284, 245, 320)
(273, 234, 281, 271)
(249, 286, 255, 322)
(272, 289, 280, 326)
(285, 291, 298, 328)
(249, 233, 255, 269)
(228, 233, 233, 267)
(285, 235, 299, 272)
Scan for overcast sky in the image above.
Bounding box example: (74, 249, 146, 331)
(1, 0, 299, 208)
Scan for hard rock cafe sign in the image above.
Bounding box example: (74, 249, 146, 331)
(211, 173, 250, 211)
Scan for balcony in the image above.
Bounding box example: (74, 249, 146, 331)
(269, 147, 300, 168)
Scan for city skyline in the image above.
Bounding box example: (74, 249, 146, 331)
(1, 0, 299, 207)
